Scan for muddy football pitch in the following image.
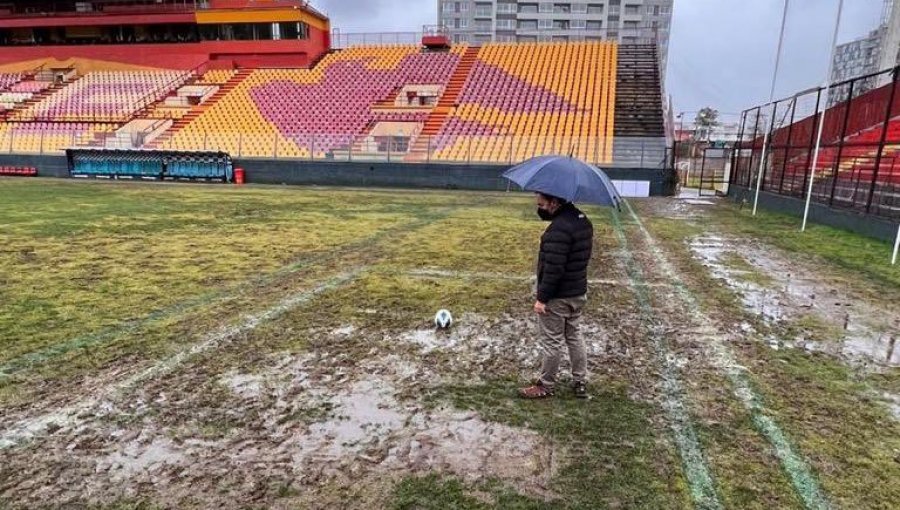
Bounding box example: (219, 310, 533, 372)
(1, 179, 898, 509)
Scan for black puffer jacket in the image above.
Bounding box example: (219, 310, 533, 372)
(536, 203, 594, 303)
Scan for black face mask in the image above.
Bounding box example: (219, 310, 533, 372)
(537, 207, 554, 221)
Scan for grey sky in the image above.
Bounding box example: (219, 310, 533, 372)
(314, 0, 886, 121)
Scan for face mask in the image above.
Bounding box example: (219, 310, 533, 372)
(537, 207, 554, 221)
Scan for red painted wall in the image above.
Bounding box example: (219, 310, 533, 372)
(0, 25, 329, 69)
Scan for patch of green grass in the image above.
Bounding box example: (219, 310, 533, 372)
(0, 186, 418, 364)
(391, 475, 548, 510)
(422, 380, 688, 509)
(636, 215, 751, 322)
(708, 202, 900, 295)
(386, 201, 540, 274)
(0, 182, 496, 390)
(719, 251, 777, 287)
(866, 369, 900, 395)
(782, 313, 844, 345)
(686, 364, 804, 510)
(735, 342, 900, 509)
(635, 199, 900, 508)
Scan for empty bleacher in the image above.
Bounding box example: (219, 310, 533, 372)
(162, 46, 465, 158)
(197, 69, 237, 85)
(0, 72, 23, 90)
(159, 42, 619, 163)
(0, 42, 673, 166)
(0, 121, 115, 153)
(431, 42, 617, 163)
(10, 70, 190, 122)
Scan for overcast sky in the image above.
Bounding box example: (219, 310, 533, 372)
(314, 0, 886, 121)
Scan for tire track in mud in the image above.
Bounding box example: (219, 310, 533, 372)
(609, 206, 723, 510)
(621, 199, 830, 510)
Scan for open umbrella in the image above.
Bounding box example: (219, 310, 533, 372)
(502, 155, 622, 207)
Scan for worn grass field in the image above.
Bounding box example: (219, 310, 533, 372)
(0, 178, 898, 509)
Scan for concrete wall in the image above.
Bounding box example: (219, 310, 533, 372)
(729, 184, 899, 242)
(0, 154, 677, 196)
(234, 158, 677, 196)
(0, 154, 69, 178)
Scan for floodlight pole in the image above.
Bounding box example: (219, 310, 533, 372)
(803, 0, 845, 231)
(753, 0, 790, 216)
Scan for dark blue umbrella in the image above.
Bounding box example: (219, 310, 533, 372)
(502, 155, 622, 207)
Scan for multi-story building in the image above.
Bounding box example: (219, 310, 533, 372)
(437, 1, 674, 71)
(830, 0, 900, 103)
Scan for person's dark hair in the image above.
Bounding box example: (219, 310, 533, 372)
(538, 192, 568, 206)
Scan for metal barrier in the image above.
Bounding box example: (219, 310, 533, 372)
(736, 66, 900, 220)
(6, 132, 671, 169)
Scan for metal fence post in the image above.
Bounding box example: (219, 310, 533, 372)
(866, 66, 900, 213)
(801, 88, 823, 198)
(778, 97, 798, 194)
(829, 80, 855, 206)
(745, 107, 762, 188)
(758, 100, 780, 195)
(699, 148, 708, 196)
(731, 111, 747, 186)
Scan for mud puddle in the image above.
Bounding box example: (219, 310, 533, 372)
(0, 320, 559, 508)
(690, 235, 900, 367)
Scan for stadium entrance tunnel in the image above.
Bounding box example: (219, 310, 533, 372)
(66, 149, 234, 182)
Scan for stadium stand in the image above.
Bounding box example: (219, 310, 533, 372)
(0, 73, 23, 91)
(158, 42, 619, 163)
(612, 43, 667, 166)
(778, 124, 900, 196)
(161, 46, 465, 158)
(10, 70, 191, 122)
(0, 41, 672, 166)
(0, 121, 116, 153)
(430, 42, 617, 163)
(197, 69, 238, 85)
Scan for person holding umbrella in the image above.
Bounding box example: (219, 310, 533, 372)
(502, 156, 621, 400)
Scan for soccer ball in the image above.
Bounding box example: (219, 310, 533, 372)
(434, 309, 453, 329)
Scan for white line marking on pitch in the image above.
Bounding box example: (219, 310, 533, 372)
(622, 200, 830, 510)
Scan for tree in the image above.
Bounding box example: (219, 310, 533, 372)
(694, 107, 720, 141)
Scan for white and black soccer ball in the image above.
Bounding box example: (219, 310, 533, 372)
(434, 309, 454, 329)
